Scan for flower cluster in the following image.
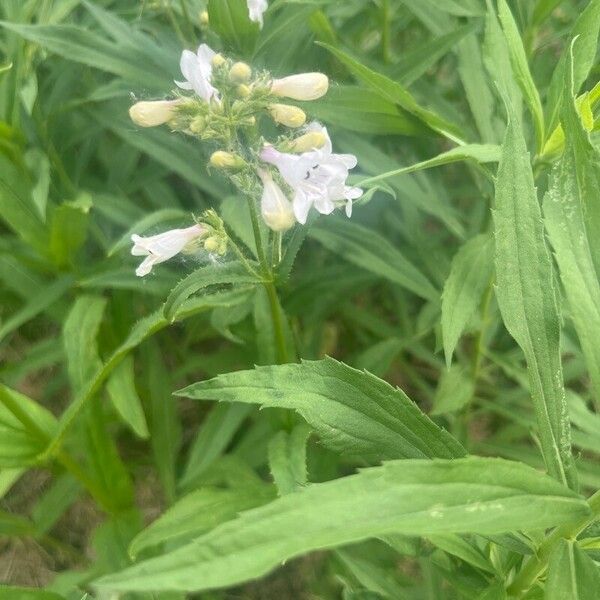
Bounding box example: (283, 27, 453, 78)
(128, 39, 361, 276)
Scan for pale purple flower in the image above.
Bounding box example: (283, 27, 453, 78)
(260, 123, 363, 224)
(175, 44, 218, 102)
(247, 0, 268, 27)
(131, 224, 205, 277)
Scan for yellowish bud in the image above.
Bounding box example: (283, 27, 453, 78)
(288, 131, 327, 153)
(199, 10, 209, 25)
(270, 73, 329, 101)
(189, 116, 206, 134)
(237, 84, 252, 98)
(203, 236, 221, 253)
(211, 53, 226, 68)
(129, 100, 180, 127)
(268, 103, 306, 128)
(209, 151, 246, 171)
(229, 62, 252, 83)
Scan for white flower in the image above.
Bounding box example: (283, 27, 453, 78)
(260, 123, 363, 224)
(270, 73, 329, 101)
(247, 0, 268, 27)
(129, 100, 181, 127)
(257, 169, 296, 231)
(131, 224, 205, 277)
(175, 44, 218, 102)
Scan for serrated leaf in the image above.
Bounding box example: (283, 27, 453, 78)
(493, 93, 576, 488)
(94, 457, 590, 593)
(177, 357, 466, 461)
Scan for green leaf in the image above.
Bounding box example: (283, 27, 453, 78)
(0, 22, 170, 89)
(546, 539, 600, 600)
(428, 534, 496, 574)
(177, 357, 466, 461)
(106, 355, 149, 439)
(308, 85, 422, 136)
(310, 218, 438, 302)
(208, 0, 259, 56)
(442, 234, 494, 367)
(180, 403, 253, 489)
(497, 0, 545, 151)
(357, 145, 500, 189)
(63, 295, 107, 392)
(94, 457, 590, 593)
(318, 43, 465, 143)
(544, 75, 600, 408)
(163, 262, 260, 321)
(0, 276, 72, 344)
(493, 93, 576, 488)
(545, 0, 600, 133)
(431, 365, 475, 416)
(48, 193, 92, 267)
(0, 588, 65, 600)
(268, 424, 310, 495)
(129, 483, 276, 559)
(0, 154, 48, 253)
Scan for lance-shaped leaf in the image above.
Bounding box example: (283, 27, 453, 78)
(94, 457, 590, 593)
(177, 357, 466, 461)
(493, 95, 576, 488)
(546, 539, 600, 600)
(544, 62, 600, 409)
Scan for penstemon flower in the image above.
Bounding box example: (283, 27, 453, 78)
(131, 225, 206, 277)
(175, 44, 218, 102)
(129, 100, 181, 127)
(128, 39, 362, 275)
(260, 123, 363, 224)
(270, 73, 329, 101)
(257, 169, 296, 232)
(247, 0, 268, 27)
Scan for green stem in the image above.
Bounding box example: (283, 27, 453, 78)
(381, 0, 391, 63)
(245, 195, 290, 364)
(507, 490, 600, 597)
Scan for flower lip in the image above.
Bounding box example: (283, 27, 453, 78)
(247, 0, 268, 27)
(175, 44, 219, 102)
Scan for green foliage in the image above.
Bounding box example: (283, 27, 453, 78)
(1, 0, 600, 598)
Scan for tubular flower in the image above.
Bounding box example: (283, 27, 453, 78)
(131, 224, 205, 277)
(129, 100, 181, 127)
(247, 0, 268, 27)
(268, 103, 306, 128)
(258, 169, 296, 232)
(270, 73, 329, 101)
(175, 44, 218, 102)
(260, 123, 363, 224)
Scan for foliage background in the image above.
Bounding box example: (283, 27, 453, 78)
(0, 0, 599, 598)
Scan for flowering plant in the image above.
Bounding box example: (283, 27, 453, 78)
(1, 1, 600, 599)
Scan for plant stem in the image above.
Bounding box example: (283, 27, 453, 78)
(246, 195, 290, 364)
(507, 489, 600, 597)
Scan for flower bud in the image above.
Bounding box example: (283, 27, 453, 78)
(189, 116, 206, 134)
(129, 100, 180, 127)
(270, 73, 329, 101)
(258, 170, 296, 232)
(203, 236, 227, 254)
(287, 130, 327, 153)
(268, 103, 306, 128)
(229, 62, 252, 83)
(237, 84, 252, 98)
(211, 53, 226, 68)
(209, 151, 246, 171)
(199, 10, 209, 25)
